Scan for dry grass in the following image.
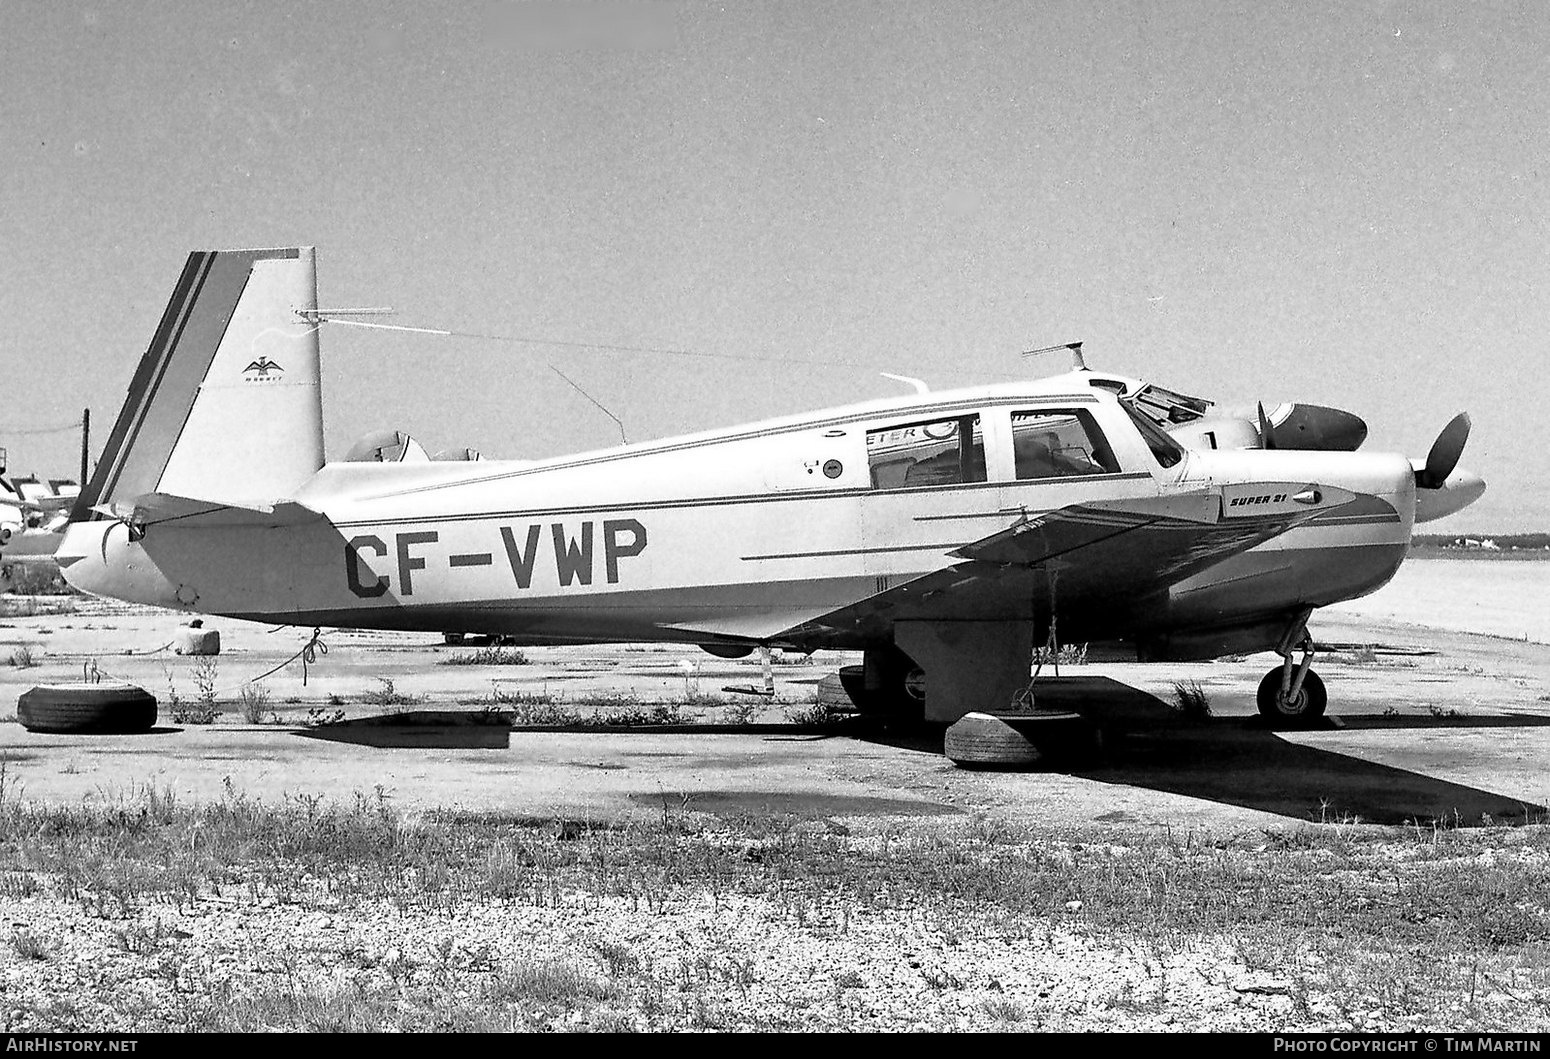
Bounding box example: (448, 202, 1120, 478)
(0, 772, 1547, 1031)
(1170, 680, 1212, 720)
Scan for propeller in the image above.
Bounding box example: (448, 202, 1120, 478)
(1256, 403, 1276, 450)
(1417, 412, 1471, 489)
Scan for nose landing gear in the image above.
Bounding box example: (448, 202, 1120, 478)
(1257, 610, 1327, 726)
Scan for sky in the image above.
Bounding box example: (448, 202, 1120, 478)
(1, 0, 1545, 533)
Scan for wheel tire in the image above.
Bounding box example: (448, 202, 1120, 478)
(18, 683, 157, 734)
(1256, 667, 1327, 726)
(944, 713, 1043, 769)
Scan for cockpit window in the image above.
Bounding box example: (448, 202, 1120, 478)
(1011, 410, 1119, 479)
(1122, 401, 1185, 468)
(867, 414, 985, 489)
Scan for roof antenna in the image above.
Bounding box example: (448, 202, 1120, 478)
(1021, 341, 1086, 371)
(549, 365, 628, 444)
(880, 372, 930, 394)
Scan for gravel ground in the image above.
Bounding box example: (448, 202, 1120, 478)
(0, 886, 1336, 1032)
(0, 830, 1542, 1034)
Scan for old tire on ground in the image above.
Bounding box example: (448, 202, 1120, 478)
(18, 683, 157, 734)
(1255, 667, 1327, 727)
(835, 665, 867, 707)
(944, 712, 1043, 769)
(817, 672, 859, 713)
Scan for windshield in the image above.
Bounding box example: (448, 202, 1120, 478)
(1121, 401, 1185, 468)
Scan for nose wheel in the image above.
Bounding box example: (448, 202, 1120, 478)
(1256, 620, 1326, 725)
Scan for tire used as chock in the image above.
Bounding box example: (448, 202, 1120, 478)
(944, 712, 1044, 769)
(18, 683, 158, 734)
(816, 672, 859, 713)
(945, 710, 1103, 769)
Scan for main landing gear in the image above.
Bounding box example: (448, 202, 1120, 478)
(1256, 611, 1327, 726)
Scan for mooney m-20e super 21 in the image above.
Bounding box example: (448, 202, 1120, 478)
(58, 248, 1485, 728)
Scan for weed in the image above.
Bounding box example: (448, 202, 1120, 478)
(1171, 680, 1212, 720)
(236, 683, 271, 724)
(2, 564, 75, 596)
(719, 701, 758, 726)
(7, 645, 35, 668)
(359, 678, 420, 707)
(304, 708, 346, 727)
(193, 656, 219, 710)
(586, 703, 687, 727)
(982, 996, 1026, 1023)
(440, 646, 531, 667)
(508, 700, 582, 726)
(10, 929, 49, 961)
(484, 959, 615, 1005)
(592, 939, 642, 979)
(1346, 645, 1380, 665)
(1428, 704, 1463, 719)
(784, 701, 845, 727)
(1033, 642, 1089, 666)
(572, 689, 642, 711)
(169, 700, 218, 725)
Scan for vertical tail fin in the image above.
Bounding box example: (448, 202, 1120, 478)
(72, 247, 324, 520)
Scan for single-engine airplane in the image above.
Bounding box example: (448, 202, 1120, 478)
(57, 248, 1484, 731)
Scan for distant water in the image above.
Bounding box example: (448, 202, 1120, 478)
(1324, 558, 1550, 644)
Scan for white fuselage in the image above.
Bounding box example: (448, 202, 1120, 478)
(58, 376, 1416, 654)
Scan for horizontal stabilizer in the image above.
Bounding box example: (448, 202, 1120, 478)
(94, 492, 327, 530)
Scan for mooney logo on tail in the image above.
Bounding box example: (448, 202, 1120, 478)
(243, 356, 283, 380)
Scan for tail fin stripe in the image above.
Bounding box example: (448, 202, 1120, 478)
(73, 252, 255, 519)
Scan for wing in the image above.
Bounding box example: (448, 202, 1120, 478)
(776, 482, 1354, 643)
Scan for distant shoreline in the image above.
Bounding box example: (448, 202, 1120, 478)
(1408, 544, 1550, 561)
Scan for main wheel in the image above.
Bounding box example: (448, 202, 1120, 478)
(1256, 667, 1327, 726)
(851, 646, 926, 727)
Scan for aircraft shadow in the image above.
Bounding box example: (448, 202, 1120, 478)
(295, 710, 512, 750)
(855, 677, 1550, 827)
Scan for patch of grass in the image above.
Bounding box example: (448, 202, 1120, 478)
(982, 996, 1026, 1023)
(783, 701, 846, 727)
(585, 703, 688, 727)
(1170, 680, 1212, 720)
(359, 677, 420, 707)
(10, 929, 50, 961)
(719, 701, 759, 726)
(572, 689, 642, 710)
(3, 563, 76, 596)
(0, 774, 1548, 1031)
(440, 646, 531, 667)
(169, 700, 219, 725)
(509, 700, 583, 726)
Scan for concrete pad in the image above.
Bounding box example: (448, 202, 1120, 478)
(0, 559, 1544, 833)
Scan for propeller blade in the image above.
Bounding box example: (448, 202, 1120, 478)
(1256, 403, 1275, 450)
(1417, 412, 1472, 489)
